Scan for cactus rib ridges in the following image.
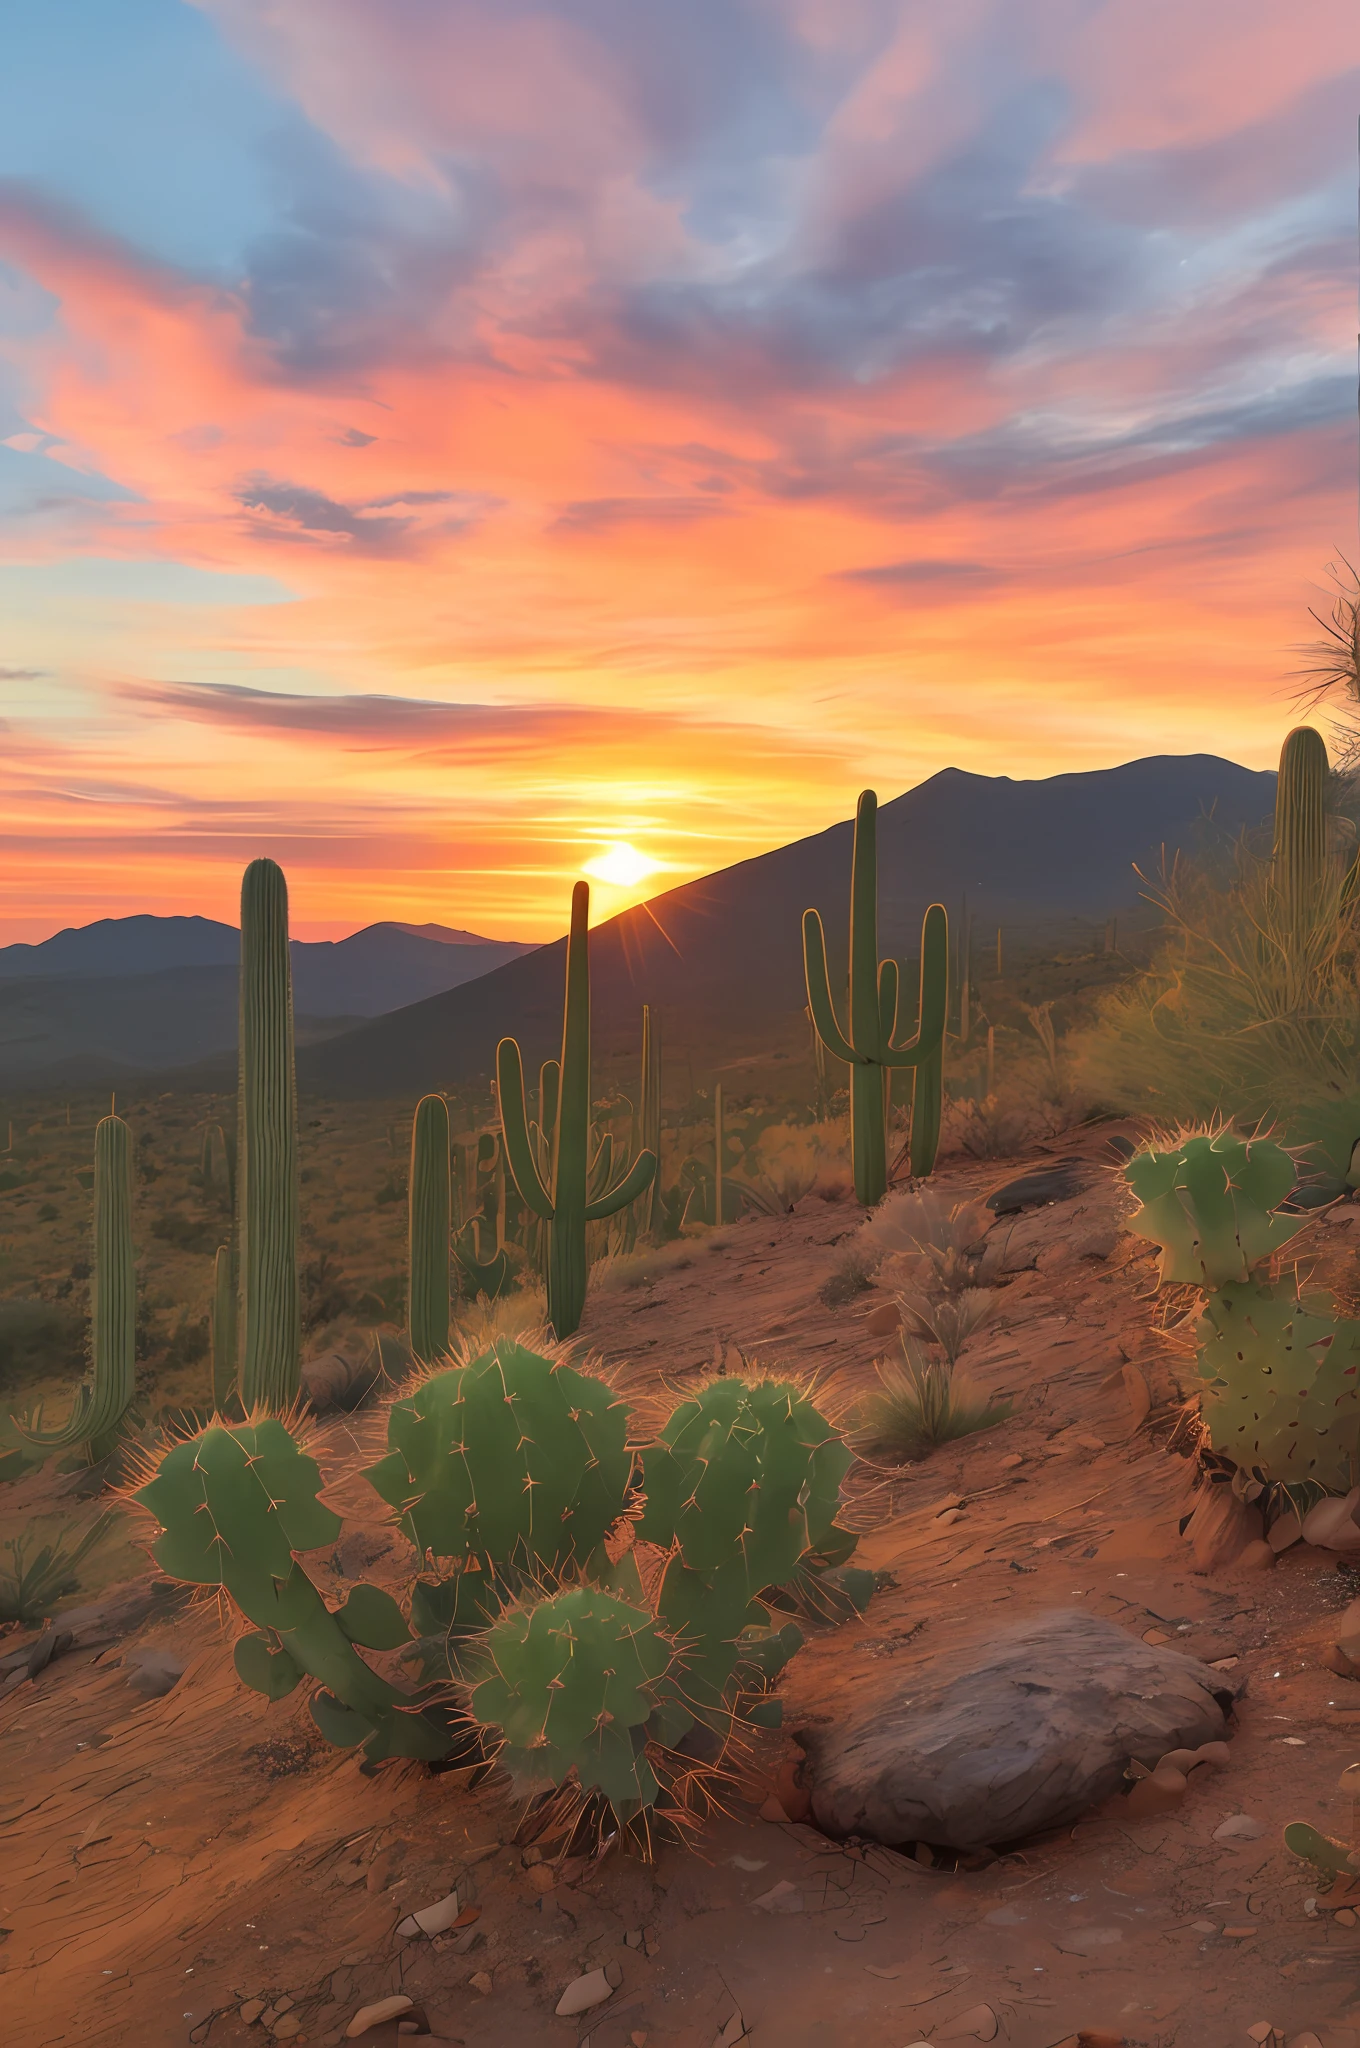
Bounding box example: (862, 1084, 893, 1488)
(408, 1094, 452, 1362)
(237, 857, 301, 1412)
(1274, 725, 1329, 930)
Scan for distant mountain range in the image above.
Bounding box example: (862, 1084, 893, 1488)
(0, 919, 536, 1086)
(297, 753, 1277, 1099)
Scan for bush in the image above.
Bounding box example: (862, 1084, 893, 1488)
(857, 1338, 1013, 1462)
(0, 1300, 86, 1400)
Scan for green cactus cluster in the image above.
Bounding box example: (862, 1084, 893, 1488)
(803, 790, 948, 1205)
(1126, 1127, 1360, 1491)
(130, 1338, 868, 1841)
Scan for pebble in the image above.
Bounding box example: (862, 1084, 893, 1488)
(396, 1889, 461, 1937)
(346, 1996, 413, 2038)
(1213, 1814, 1265, 1842)
(998, 1453, 1024, 1468)
(240, 2002, 267, 2026)
(469, 1971, 494, 1997)
(272, 2021, 301, 2041)
(554, 1964, 621, 2017)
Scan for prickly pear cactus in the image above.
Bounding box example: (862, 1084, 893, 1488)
(1196, 1282, 1360, 1490)
(467, 1586, 672, 1810)
(638, 1376, 852, 1589)
(134, 1421, 450, 1761)
(1125, 1130, 1305, 1287)
(365, 1340, 634, 1576)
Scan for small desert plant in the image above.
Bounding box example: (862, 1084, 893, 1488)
(452, 1283, 550, 1352)
(858, 1337, 1013, 1462)
(858, 1187, 987, 1294)
(897, 1285, 998, 1363)
(819, 1246, 876, 1308)
(0, 1511, 114, 1626)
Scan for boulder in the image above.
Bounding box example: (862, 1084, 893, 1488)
(794, 1607, 1241, 1851)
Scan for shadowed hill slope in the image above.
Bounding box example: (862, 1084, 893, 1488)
(297, 754, 1275, 1099)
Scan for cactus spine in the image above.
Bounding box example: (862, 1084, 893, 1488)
(408, 1094, 451, 1362)
(22, 1115, 136, 1455)
(498, 882, 657, 1337)
(211, 1244, 237, 1413)
(803, 791, 948, 1203)
(1274, 725, 1329, 933)
(237, 858, 301, 1412)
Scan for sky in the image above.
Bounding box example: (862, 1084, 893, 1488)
(1, 0, 1357, 943)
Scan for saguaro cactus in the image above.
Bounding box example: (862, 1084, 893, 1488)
(639, 1004, 661, 1239)
(408, 1094, 451, 1363)
(210, 1244, 237, 1413)
(237, 857, 301, 1411)
(803, 791, 948, 1203)
(498, 882, 657, 1337)
(23, 1115, 136, 1456)
(1274, 725, 1329, 934)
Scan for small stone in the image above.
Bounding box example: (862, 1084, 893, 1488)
(631, 2034, 648, 2047)
(397, 1889, 461, 1937)
(998, 1453, 1024, 1468)
(347, 1997, 413, 2039)
(1143, 1629, 1170, 1646)
(527, 1864, 556, 1893)
(752, 1879, 803, 1914)
(240, 2003, 267, 2026)
(758, 1796, 789, 1822)
(1246, 2028, 1277, 2045)
(272, 2022, 302, 2041)
(1223, 1925, 1256, 1938)
(273, 1999, 295, 2016)
(1213, 1814, 1265, 1842)
(1191, 1919, 1218, 1933)
(731, 1856, 767, 1872)
(1210, 1657, 1239, 1670)
(1338, 1908, 1358, 1926)
(625, 1929, 643, 1948)
(935, 1508, 964, 1527)
(452, 1905, 479, 1928)
(469, 1971, 493, 1997)
(555, 1968, 615, 2017)
(521, 1846, 543, 1865)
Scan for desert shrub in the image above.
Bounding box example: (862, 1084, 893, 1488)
(452, 1283, 551, 1352)
(0, 1299, 86, 1400)
(858, 1188, 988, 1294)
(1072, 840, 1360, 1160)
(750, 1119, 849, 1210)
(897, 1286, 998, 1363)
(858, 1337, 1012, 1462)
(0, 1512, 114, 1626)
(819, 1246, 876, 1307)
(150, 1210, 218, 1256)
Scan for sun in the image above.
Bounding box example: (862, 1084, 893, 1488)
(582, 842, 660, 889)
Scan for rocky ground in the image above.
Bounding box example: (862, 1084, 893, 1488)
(5, 1125, 1360, 2048)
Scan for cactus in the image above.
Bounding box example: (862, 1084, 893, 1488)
(466, 1587, 672, 1810)
(639, 1005, 662, 1239)
(453, 1216, 511, 1300)
(21, 1114, 137, 1457)
(211, 1244, 237, 1413)
(803, 791, 949, 1203)
(498, 882, 657, 1337)
(133, 1420, 451, 1760)
(408, 1094, 451, 1363)
(1126, 1128, 1360, 1490)
(365, 1339, 634, 1579)
(1274, 725, 1329, 933)
(638, 1376, 855, 1734)
(237, 858, 301, 1411)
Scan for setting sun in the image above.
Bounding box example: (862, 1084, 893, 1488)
(582, 843, 660, 889)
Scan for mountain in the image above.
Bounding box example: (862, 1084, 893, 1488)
(0, 920, 538, 1087)
(296, 753, 1277, 1099)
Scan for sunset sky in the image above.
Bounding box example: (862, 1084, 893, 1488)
(2, 0, 1357, 942)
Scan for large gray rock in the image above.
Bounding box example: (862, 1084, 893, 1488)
(794, 1607, 1241, 1851)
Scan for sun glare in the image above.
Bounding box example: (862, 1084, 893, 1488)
(582, 842, 660, 888)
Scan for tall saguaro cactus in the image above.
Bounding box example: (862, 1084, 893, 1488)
(409, 1094, 451, 1362)
(23, 1115, 136, 1456)
(237, 858, 301, 1411)
(803, 791, 949, 1204)
(1274, 725, 1329, 935)
(498, 882, 658, 1337)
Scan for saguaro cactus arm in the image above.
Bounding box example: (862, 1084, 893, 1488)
(802, 909, 858, 1065)
(884, 903, 949, 1067)
(496, 1038, 556, 1219)
(585, 1147, 657, 1221)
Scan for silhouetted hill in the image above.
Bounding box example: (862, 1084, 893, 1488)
(296, 754, 1276, 1099)
(0, 921, 537, 1086)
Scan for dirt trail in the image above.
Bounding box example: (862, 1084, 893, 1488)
(5, 1129, 1360, 2047)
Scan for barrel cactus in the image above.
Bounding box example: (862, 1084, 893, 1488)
(133, 1419, 451, 1761)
